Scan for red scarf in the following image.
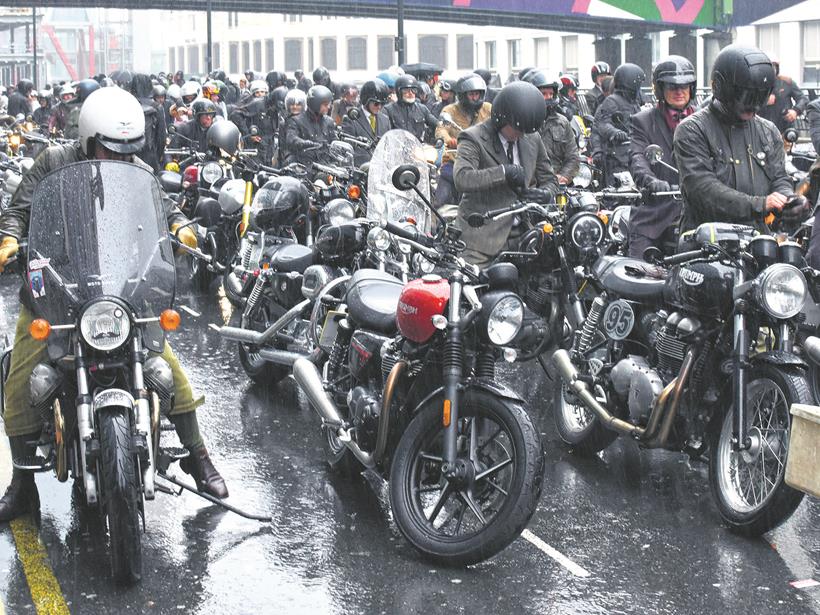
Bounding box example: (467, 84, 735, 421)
(662, 104, 694, 133)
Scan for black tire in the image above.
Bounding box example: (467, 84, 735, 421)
(190, 251, 213, 292)
(808, 363, 820, 405)
(324, 424, 359, 477)
(237, 299, 290, 385)
(98, 408, 142, 584)
(389, 389, 544, 566)
(708, 365, 809, 536)
(222, 267, 246, 309)
(552, 381, 618, 455)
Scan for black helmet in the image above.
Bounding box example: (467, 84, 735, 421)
(212, 70, 227, 83)
(518, 67, 536, 82)
(712, 45, 775, 119)
(76, 78, 101, 103)
(360, 78, 389, 106)
(613, 63, 646, 101)
(652, 55, 696, 101)
(250, 176, 309, 231)
(456, 73, 486, 112)
(473, 69, 492, 85)
(266, 70, 286, 90)
(439, 79, 456, 94)
(306, 85, 333, 115)
(297, 76, 313, 93)
(417, 82, 431, 103)
(395, 74, 418, 103)
(271, 85, 289, 111)
(591, 61, 611, 83)
(192, 98, 218, 118)
(206, 120, 241, 156)
(491, 81, 546, 134)
(16, 79, 34, 96)
(152, 84, 167, 100)
(312, 66, 331, 87)
(526, 70, 562, 112)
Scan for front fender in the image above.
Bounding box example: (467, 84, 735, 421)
(751, 351, 807, 369)
(409, 378, 525, 416)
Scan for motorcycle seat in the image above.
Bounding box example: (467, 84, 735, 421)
(593, 255, 667, 302)
(270, 243, 316, 274)
(346, 269, 403, 334)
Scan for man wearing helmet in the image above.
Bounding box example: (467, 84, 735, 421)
(430, 79, 456, 118)
(278, 88, 307, 166)
(591, 63, 645, 186)
(230, 80, 278, 165)
(8, 79, 34, 118)
(48, 84, 76, 135)
(627, 56, 696, 259)
(169, 98, 219, 156)
(171, 80, 203, 123)
(331, 84, 359, 126)
(341, 79, 390, 167)
(384, 75, 438, 143)
(454, 81, 559, 265)
(674, 45, 808, 234)
(32, 91, 53, 133)
(759, 55, 808, 134)
(0, 88, 229, 522)
(526, 70, 579, 186)
(130, 73, 167, 173)
(434, 73, 492, 207)
(285, 85, 336, 165)
(558, 74, 580, 120)
(585, 61, 611, 116)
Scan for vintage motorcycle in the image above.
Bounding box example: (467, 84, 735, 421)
(552, 221, 820, 535)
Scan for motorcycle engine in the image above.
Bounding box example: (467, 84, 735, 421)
(348, 386, 380, 449)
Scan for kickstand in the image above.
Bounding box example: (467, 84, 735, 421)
(158, 470, 273, 522)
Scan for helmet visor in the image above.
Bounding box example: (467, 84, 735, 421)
(735, 86, 771, 113)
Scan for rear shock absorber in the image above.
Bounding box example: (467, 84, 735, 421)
(574, 293, 607, 356)
(327, 318, 353, 383)
(245, 272, 268, 312)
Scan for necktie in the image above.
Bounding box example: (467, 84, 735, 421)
(506, 141, 514, 164)
(369, 114, 377, 134)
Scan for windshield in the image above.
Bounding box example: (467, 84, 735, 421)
(366, 129, 433, 233)
(26, 160, 176, 323)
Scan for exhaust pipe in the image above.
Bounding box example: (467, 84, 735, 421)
(258, 348, 309, 366)
(218, 298, 310, 345)
(552, 349, 645, 437)
(805, 336, 820, 367)
(292, 358, 375, 469)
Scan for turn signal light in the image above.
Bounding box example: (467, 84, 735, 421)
(442, 399, 451, 427)
(159, 309, 181, 331)
(29, 318, 51, 341)
(541, 222, 554, 234)
(598, 213, 609, 225)
(347, 184, 361, 200)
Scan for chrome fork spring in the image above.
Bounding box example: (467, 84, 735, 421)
(575, 294, 607, 355)
(241, 240, 253, 269)
(246, 274, 267, 311)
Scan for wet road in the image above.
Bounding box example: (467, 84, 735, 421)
(0, 271, 819, 615)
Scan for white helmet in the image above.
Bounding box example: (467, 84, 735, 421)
(249, 80, 269, 97)
(284, 88, 306, 110)
(166, 83, 182, 101)
(180, 80, 202, 101)
(78, 88, 145, 155)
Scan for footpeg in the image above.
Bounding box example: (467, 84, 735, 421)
(13, 455, 53, 472)
(161, 446, 190, 461)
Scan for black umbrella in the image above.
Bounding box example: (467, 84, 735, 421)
(400, 62, 444, 78)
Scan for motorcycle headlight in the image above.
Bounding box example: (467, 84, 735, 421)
(756, 264, 807, 319)
(325, 199, 356, 226)
(568, 212, 605, 249)
(573, 163, 592, 188)
(367, 226, 391, 252)
(201, 161, 223, 185)
(80, 300, 131, 351)
(412, 252, 436, 274)
(486, 295, 524, 346)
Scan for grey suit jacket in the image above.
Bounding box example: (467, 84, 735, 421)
(453, 120, 557, 265)
(341, 108, 390, 166)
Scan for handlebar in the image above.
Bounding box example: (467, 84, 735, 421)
(381, 220, 436, 249)
(661, 248, 706, 266)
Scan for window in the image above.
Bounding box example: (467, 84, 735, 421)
(285, 39, 303, 72)
(242, 41, 251, 70)
(177, 47, 185, 73)
(804, 21, 820, 85)
(200, 44, 208, 71)
(229, 42, 239, 73)
(254, 41, 262, 71)
(347, 37, 367, 71)
(321, 38, 337, 71)
(534, 37, 549, 67)
(228, 11, 239, 28)
(212, 43, 220, 69)
(418, 35, 447, 67)
(377, 36, 394, 70)
(188, 45, 199, 74)
(265, 39, 274, 71)
(507, 39, 521, 72)
(562, 35, 578, 74)
(757, 23, 779, 58)
(485, 41, 497, 70)
(457, 35, 474, 70)
(168, 47, 175, 73)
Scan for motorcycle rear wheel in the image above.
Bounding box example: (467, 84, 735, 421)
(237, 300, 289, 385)
(389, 390, 544, 565)
(99, 408, 142, 584)
(552, 381, 618, 455)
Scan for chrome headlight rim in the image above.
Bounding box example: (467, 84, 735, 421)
(756, 263, 807, 319)
(201, 161, 223, 185)
(486, 294, 524, 346)
(366, 226, 391, 252)
(79, 298, 133, 352)
(573, 162, 592, 188)
(325, 199, 356, 226)
(567, 211, 605, 249)
(412, 252, 436, 274)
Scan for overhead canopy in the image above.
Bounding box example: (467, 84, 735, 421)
(20, 0, 805, 35)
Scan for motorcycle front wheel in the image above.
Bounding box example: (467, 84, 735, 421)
(389, 389, 544, 566)
(709, 365, 809, 536)
(99, 407, 142, 584)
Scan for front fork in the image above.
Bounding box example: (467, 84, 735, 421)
(442, 273, 463, 468)
(732, 269, 750, 452)
(132, 335, 156, 500)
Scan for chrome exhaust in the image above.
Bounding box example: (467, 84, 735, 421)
(218, 298, 310, 345)
(258, 348, 309, 366)
(292, 358, 375, 469)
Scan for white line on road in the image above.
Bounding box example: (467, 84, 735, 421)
(521, 529, 592, 578)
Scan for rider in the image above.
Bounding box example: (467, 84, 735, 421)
(331, 83, 359, 126)
(278, 88, 306, 166)
(434, 73, 492, 207)
(527, 70, 579, 186)
(230, 80, 277, 165)
(758, 54, 809, 134)
(284, 85, 336, 166)
(0, 88, 228, 522)
(558, 74, 580, 121)
(32, 91, 53, 133)
(7, 79, 33, 118)
(430, 79, 456, 118)
(454, 81, 559, 266)
(674, 45, 809, 234)
(48, 84, 76, 135)
(63, 79, 101, 140)
(584, 61, 611, 116)
(384, 75, 438, 144)
(628, 56, 696, 259)
(130, 73, 167, 173)
(169, 98, 218, 155)
(341, 79, 390, 167)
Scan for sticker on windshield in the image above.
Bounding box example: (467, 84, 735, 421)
(28, 269, 45, 298)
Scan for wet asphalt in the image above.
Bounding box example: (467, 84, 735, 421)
(0, 270, 819, 615)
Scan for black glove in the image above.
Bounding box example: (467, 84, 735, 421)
(611, 129, 629, 143)
(781, 195, 811, 222)
(520, 188, 554, 204)
(503, 164, 526, 191)
(645, 179, 671, 194)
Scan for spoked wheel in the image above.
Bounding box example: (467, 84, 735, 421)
(552, 381, 617, 455)
(709, 366, 809, 536)
(390, 390, 544, 566)
(237, 299, 289, 385)
(99, 408, 142, 584)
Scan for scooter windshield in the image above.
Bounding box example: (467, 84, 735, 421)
(26, 160, 176, 324)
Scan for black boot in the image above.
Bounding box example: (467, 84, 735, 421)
(0, 434, 41, 523)
(180, 446, 228, 499)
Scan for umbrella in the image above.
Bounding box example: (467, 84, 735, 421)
(400, 63, 444, 78)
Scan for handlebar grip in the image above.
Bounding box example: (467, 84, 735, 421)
(663, 248, 705, 266)
(382, 220, 435, 248)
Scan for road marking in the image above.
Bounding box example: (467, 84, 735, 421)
(10, 518, 70, 615)
(521, 529, 592, 578)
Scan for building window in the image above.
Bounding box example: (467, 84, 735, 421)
(485, 41, 496, 70)
(507, 39, 521, 72)
(229, 42, 239, 73)
(265, 39, 274, 71)
(285, 39, 303, 72)
(562, 35, 578, 74)
(168, 47, 175, 73)
(419, 35, 447, 67)
(200, 44, 208, 71)
(347, 37, 367, 71)
(757, 24, 779, 59)
(457, 35, 474, 70)
(534, 38, 549, 67)
(177, 47, 185, 73)
(188, 45, 199, 75)
(242, 41, 251, 70)
(378, 36, 394, 70)
(803, 21, 820, 85)
(320, 38, 337, 71)
(253, 40, 262, 71)
(212, 43, 220, 69)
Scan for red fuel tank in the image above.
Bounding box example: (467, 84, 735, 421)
(396, 275, 450, 343)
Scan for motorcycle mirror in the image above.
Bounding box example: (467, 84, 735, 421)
(346, 107, 360, 121)
(644, 144, 664, 164)
(467, 213, 486, 228)
(643, 246, 663, 264)
(783, 128, 799, 144)
(392, 164, 421, 191)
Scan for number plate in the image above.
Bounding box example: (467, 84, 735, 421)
(603, 299, 635, 341)
(319, 310, 345, 352)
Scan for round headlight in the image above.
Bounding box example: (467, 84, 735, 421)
(487, 296, 524, 345)
(568, 212, 605, 249)
(325, 199, 355, 226)
(201, 161, 223, 185)
(756, 264, 807, 319)
(80, 300, 131, 351)
(573, 163, 592, 188)
(367, 227, 391, 252)
(412, 252, 436, 274)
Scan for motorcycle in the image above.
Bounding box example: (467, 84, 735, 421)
(291, 164, 545, 565)
(552, 221, 820, 535)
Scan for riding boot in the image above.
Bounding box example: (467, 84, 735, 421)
(179, 446, 229, 499)
(0, 433, 41, 522)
